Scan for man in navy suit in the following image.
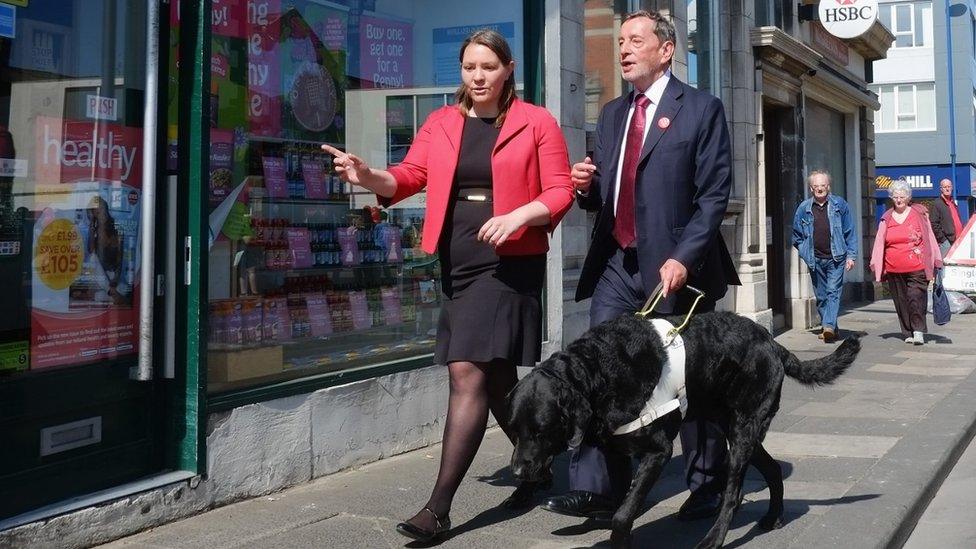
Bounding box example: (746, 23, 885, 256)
(542, 10, 740, 521)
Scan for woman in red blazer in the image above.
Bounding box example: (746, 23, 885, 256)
(323, 29, 573, 542)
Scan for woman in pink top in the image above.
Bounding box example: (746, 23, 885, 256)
(869, 179, 943, 344)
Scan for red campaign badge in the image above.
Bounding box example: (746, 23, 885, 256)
(658, 117, 671, 130)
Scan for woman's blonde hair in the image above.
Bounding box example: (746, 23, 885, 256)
(455, 29, 517, 127)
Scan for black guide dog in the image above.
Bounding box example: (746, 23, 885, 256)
(506, 311, 860, 549)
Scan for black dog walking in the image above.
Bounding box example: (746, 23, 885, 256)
(507, 311, 860, 549)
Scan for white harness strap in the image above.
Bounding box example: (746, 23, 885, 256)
(612, 318, 688, 436)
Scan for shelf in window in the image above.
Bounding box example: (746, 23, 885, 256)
(254, 198, 353, 207)
(247, 134, 341, 147)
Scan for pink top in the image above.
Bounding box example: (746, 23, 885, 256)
(870, 204, 943, 282)
(883, 209, 925, 274)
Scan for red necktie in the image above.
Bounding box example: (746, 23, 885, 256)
(613, 94, 651, 248)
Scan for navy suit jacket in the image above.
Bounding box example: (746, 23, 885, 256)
(576, 77, 740, 313)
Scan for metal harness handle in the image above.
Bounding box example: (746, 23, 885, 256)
(635, 282, 706, 344)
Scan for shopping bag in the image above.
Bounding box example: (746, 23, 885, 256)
(932, 271, 952, 325)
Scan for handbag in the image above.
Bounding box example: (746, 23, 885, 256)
(932, 269, 952, 325)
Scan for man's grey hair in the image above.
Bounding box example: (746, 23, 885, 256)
(623, 10, 677, 47)
(807, 170, 831, 186)
(888, 177, 913, 200)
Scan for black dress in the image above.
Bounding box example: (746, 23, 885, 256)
(433, 116, 546, 366)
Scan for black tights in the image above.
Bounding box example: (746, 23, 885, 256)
(406, 359, 518, 530)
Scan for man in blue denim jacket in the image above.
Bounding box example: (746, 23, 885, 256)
(791, 170, 857, 342)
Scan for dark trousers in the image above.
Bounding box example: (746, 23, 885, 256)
(568, 246, 727, 502)
(886, 270, 928, 337)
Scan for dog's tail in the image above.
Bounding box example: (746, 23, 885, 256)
(780, 336, 861, 386)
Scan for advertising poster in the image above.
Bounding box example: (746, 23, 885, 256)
(30, 117, 143, 369)
(359, 15, 412, 89)
(279, 7, 346, 144)
(433, 22, 514, 86)
(247, 0, 283, 137)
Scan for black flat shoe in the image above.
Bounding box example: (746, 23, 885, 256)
(395, 506, 451, 543)
(676, 491, 721, 521)
(500, 477, 553, 509)
(542, 490, 615, 520)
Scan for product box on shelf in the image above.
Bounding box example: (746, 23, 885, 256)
(208, 344, 283, 383)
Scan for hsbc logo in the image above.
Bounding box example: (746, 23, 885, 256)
(819, 0, 879, 39)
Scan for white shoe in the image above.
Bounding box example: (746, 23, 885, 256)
(913, 331, 924, 345)
(905, 337, 915, 344)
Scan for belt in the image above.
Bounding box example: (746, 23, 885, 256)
(456, 188, 492, 202)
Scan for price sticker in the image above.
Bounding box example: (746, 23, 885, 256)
(34, 218, 84, 290)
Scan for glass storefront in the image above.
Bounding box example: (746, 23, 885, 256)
(0, 0, 166, 520)
(187, 0, 528, 393)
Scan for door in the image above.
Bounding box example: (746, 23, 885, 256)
(763, 103, 801, 331)
(0, 0, 166, 519)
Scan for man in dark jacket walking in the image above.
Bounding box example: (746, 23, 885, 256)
(930, 178, 964, 258)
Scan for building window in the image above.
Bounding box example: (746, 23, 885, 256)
(175, 0, 529, 393)
(878, 1, 932, 48)
(754, 0, 794, 33)
(870, 82, 937, 131)
(688, 0, 721, 94)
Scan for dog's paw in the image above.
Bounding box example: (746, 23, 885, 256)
(609, 530, 633, 549)
(758, 515, 784, 530)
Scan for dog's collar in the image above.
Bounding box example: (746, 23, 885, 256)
(613, 318, 688, 436)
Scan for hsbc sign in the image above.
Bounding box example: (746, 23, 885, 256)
(819, 0, 879, 39)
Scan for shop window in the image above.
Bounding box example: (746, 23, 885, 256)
(878, 1, 932, 48)
(869, 82, 937, 132)
(182, 0, 527, 393)
(583, 0, 629, 129)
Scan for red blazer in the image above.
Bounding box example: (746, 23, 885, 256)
(381, 98, 574, 255)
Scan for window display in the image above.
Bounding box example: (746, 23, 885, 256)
(189, 0, 526, 392)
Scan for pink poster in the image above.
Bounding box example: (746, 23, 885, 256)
(305, 294, 334, 336)
(286, 227, 313, 268)
(337, 226, 360, 266)
(209, 129, 235, 206)
(302, 157, 327, 199)
(262, 156, 288, 198)
(35, 116, 144, 187)
(30, 117, 146, 369)
(359, 16, 413, 89)
(262, 297, 290, 341)
(383, 225, 403, 263)
(247, 0, 283, 137)
(380, 287, 402, 325)
(212, 0, 247, 38)
(348, 291, 371, 330)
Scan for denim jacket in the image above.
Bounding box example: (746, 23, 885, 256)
(791, 194, 858, 269)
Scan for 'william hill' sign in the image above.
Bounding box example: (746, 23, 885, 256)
(818, 0, 879, 39)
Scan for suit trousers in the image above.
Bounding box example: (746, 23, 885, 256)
(568, 245, 727, 502)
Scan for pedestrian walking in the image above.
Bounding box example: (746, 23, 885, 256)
(869, 178, 943, 345)
(791, 170, 857, 342)
(929, 178, 964, 258)
(323, 29, 574, 543)
(543, 9, 739, 522)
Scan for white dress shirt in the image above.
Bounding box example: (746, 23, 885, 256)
(612, 70, 671, 215)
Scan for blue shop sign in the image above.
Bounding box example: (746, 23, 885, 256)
(0, 4, 15, 39)
(875, 165, 976, 198)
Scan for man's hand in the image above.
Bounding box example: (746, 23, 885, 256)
(571, 156, 596, 193)
(659, 258, 688, 297)
(845, 258, 855, 272)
